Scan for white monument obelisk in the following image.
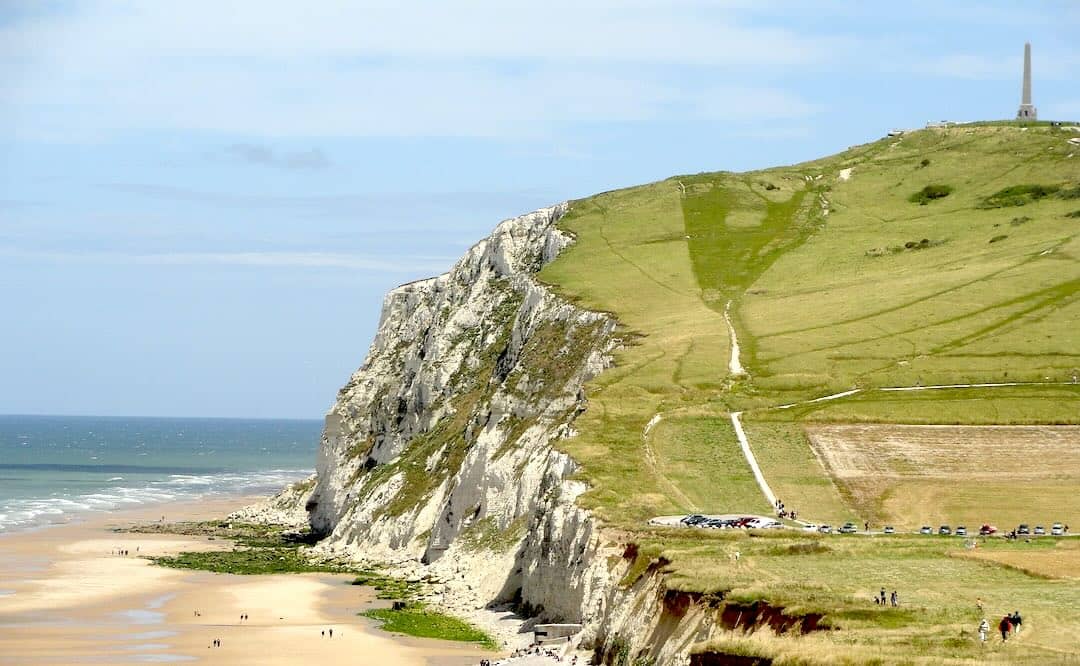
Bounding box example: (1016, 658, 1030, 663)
(1016, 42, 1037, 120)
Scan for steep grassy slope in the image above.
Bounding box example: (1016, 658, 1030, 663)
(543, 124, 1079, 524)
(540, 123, 1080, 662)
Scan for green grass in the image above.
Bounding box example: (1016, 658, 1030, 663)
(361, 605, 498, 649)
(150, 546, 356, 575)
(636, 529, 1080, 663)
(532, 124, 1080, 661)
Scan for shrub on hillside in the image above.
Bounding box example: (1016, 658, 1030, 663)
(1058, 185, 1080, 200)
(1066, 210, 1080, 218)
(908, 184, 953, 205)
(919, 158, 930, 168)
(1010, 216, 1032, 226)
(989, 234, 1008, 243)
(979, 183, 1060, 208)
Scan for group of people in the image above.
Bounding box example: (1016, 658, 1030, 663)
(209, 638, 222, 648)
(774, 499, 796, 521)
(321, 628, 334, 638)
(111, 547, 136, 556)
(978, 611, 1023, 643)
(873, 587, 899, 607)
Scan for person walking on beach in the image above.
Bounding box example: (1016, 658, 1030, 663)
(1011, 610, 1022, 635)
(321, 630, 325, 637)
(879, 588, 887, 605)
(978, 618, 989, 643)
(328, 628, 333, 638)
(890, 590, 898, 607)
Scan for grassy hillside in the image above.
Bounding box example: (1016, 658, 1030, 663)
(539, 123, 1080, 663)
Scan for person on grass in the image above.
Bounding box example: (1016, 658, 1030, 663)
(999, 615, 1012, 641)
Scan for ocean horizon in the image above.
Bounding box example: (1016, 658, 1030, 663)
(0, 414, 322, 533)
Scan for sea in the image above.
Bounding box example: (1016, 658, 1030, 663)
(0, 414, 321, 533)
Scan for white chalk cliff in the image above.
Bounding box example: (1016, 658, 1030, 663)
(251, 204, 719, 663)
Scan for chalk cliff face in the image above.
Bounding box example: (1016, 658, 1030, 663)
(305, 204, 618, 608)
(285, 203, 714, 662)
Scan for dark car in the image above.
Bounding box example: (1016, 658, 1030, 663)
(1017, 524, 1031, 535)
(979, 524, 997, 536)
(939, 525, 951, 535)
(681, 514, 708, 526)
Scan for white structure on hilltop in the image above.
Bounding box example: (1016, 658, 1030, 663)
(1017, 42, 1037, 121)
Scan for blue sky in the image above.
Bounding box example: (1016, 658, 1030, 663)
(1, 1, 1077, 419)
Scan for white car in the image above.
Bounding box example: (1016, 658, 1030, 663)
(746, 518, 782, 529)
(1052, 523, 1065, 536)
(802, 523, 819, 532)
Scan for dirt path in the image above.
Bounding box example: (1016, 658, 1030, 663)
(724, 300, 745, 376)
(730, 411, 777, 510)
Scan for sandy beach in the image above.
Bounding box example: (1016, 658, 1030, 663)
(0, 497, 498, 665)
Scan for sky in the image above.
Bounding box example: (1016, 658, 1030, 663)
(1, 1, 1077, 419)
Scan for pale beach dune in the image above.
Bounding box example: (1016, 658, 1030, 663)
(0, 498, 496, 665)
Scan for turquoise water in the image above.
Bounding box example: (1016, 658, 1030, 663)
(0, 415, 320, 532)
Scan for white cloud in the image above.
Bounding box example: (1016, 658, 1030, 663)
(0, 247, 455, 273)
(0, 1, 830, 139)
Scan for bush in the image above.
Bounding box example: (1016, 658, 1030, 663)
(989, 235, 1008, 243)
(920, 158, 930, 168)
(1066, 210, 1080, 218)
(1059, 185, 1080, 200)
(1010, 216, 1032, 226)
(979, 184, 1060, 208)
(908, 185, 953, 205)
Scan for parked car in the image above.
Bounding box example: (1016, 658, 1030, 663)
(883, 526, 895, 535)
(1034, 525, 1046, 536)
(1052, 523, 1065, 536)
(839, 522, 858, 534)
(920, 526, 933, 535)
(802, 523, 819, 532)
(818, 524, 833, 534)
(979, 524, 997, 536)
(1017, 524, 1031, 535)
(681, 514, 706, 526)
(939, 525, 952, 535)
(955, 525, 967, 536)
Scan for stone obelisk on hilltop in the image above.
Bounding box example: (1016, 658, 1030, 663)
(1016, 42, 1037, 121)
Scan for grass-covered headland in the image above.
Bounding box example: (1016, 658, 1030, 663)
(538, 122, 1080, 663)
